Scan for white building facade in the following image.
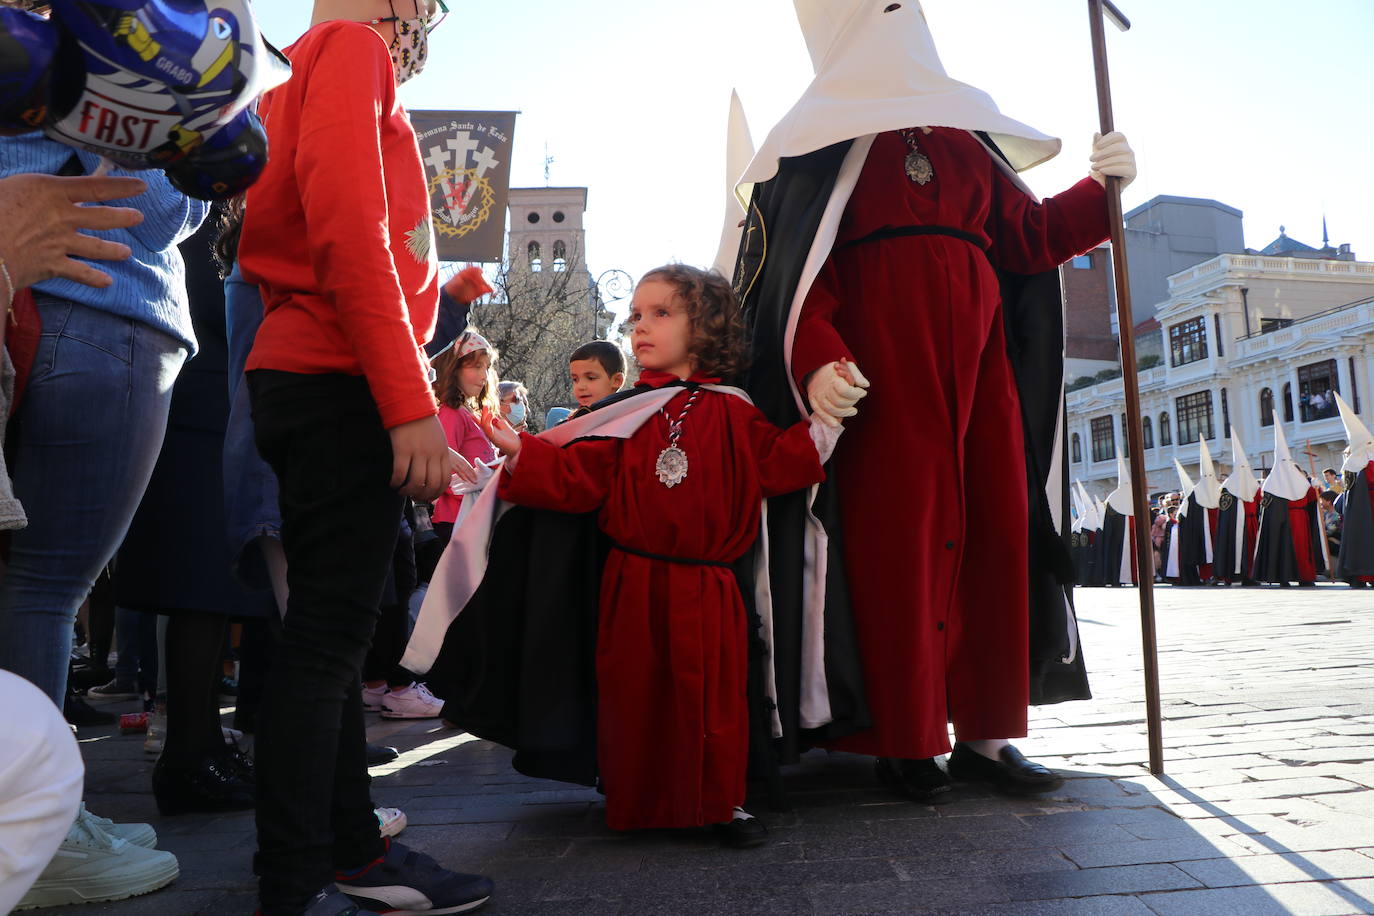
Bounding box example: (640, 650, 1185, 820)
(1068, 254, 1374, 498)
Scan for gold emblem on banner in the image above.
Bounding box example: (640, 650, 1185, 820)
(429, 167, 496, 240)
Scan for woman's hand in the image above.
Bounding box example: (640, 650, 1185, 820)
(0, 174, 148, 293)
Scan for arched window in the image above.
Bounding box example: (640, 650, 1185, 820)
(1160, 412, 1172, 446)
(552, 240, 567, 272)
(1260, 388, 1274, 426)
(527, 240, 542, 272)
(1142, 415, 1153, 449)
(1282, 382, 1294, 423)
(1072, 433, 1082, 463)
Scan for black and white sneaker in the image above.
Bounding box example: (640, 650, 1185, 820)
(335, 840, 493, 914)
(300, 884, 381, 916)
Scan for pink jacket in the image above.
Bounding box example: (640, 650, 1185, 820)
(433, 404, 496, 524)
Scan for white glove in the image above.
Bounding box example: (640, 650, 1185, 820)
(806, 360, 870, 429)
(1090, 131, 1136, 189)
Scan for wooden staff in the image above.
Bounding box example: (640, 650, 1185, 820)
(1087, 0, 1165, 776)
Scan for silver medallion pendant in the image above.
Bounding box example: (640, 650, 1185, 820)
(905, 150, 934, 185)
(656, 445, 689, 488)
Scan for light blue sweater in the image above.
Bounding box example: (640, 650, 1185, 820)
(0, 133, 213, 354)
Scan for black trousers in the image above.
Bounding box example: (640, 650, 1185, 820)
(247, 370, 399, 914)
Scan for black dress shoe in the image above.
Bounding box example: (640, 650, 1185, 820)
(712, 816, 768, 849)
(366, 744, 400, 766)
(152, 755, 255, 816)
(64, 690, 116, 727)
(947, 743, 1064, 796)
(874, 756, 952, 804)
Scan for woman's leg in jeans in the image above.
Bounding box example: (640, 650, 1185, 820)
(0, 299, 185, 705)
(248, 372, 403, 914)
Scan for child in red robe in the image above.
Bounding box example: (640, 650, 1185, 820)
(481, 265, 834, 845)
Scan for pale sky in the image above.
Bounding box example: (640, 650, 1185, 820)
(253, 1, 1373, 302)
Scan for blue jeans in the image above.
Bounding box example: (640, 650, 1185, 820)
(223, 266, 281, 590)
(0, 298, 186, 706)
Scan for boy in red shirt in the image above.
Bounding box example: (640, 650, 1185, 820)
(238, 2, 491, 913)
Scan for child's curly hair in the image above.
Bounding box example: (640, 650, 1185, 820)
(432, 335, 499, 417)
(639, 264, 749, 380)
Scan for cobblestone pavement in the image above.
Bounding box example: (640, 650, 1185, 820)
(49, 583, 1374, 915)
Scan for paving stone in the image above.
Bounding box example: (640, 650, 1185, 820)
(930, 896, 1157, 915)
(1060, 837, 1249, 868)
(1177, 850, 1374, 888)
(1139, 880, 1374, 916)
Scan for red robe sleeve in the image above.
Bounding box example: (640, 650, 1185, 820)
(987, 171, 1110, 276)
(735, 401, 828, 499)
(791, 258, 856, 392)
(498, 433, 618, 514)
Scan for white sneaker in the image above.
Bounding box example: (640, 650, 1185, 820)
(375, 806, 407, 838)
(16, 810, 179, 909)
(379, 682, 444, 720)
(78, 804, 156, 849)
(362, 684, 388, 712)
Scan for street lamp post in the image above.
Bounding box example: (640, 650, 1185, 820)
(592, 268, 634, 340)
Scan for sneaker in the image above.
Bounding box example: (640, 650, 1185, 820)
(302, 884, 382, 916)
(87, 677, 140, 700)
(376, 806, 407, 838)
(15, 809, 179, 908)
(362, 684, 388, 712)
(336, 840, 492, 915)
(380, 683, 444, 720)
(78, 805, 157, 850)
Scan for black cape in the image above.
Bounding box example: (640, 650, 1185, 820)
(1213, 490, 1253, 583)
(1335, 468, 1374, 579)
(1175, 495, 1210, 585)
(1252, 492, 1322, 585)
(733, 138, 1089, 758)
(1099, 508, 1132, 587)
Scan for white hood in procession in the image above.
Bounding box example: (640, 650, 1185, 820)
(712, 91, 756, 278)
(740, 0, 1062, 191)
(1335, 392, 1374, 473)
(1106, 455, 1133, 516)
(1222, 426, 1260, 501)
(1262, 413, 1312, 502)
(1193, 438, 1223, 509)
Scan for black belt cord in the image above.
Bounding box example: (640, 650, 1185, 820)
(837, 224, 988, 253)
(611, 543, 732, 569)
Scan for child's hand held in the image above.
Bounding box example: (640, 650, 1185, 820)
(486, 414, 522, 457)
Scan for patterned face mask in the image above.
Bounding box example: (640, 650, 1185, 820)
(388, 17, 428, 85)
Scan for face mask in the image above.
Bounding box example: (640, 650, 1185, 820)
(507, 402, 528, 427)
(388, 17, 429, 85)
